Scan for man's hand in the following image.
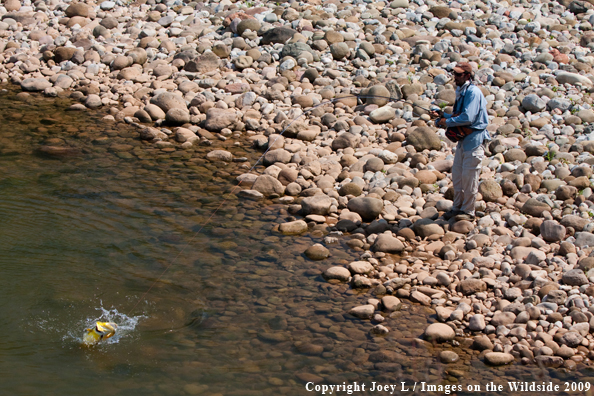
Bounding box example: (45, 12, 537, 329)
(429, 110, 441, 118)
(436, 118, 447, 128)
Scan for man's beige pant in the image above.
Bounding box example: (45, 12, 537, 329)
(452, 144, 484, 216)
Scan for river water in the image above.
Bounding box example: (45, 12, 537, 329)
(0, 87, 588, 395)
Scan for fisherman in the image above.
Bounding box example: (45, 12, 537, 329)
(430, 62, 490, 222)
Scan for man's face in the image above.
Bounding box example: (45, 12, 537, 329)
(453, 72, 467, 86)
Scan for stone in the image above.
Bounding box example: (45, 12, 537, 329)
(457, 279, 486, 295)
(504, 148, 527, 163)
(324, 266, 350, 281)
(535, 355, 564, 368)
(576, 232, 594, 247)
(332, 133, 360, 150)
(301, 195, 332, 215)
(349, 304, 375, 319)
(366, 85, 392, 106)
(372, 233, 404, 253)
(478, 179, 503, 202)
(521, 198, 550, 217)
(150, 92, 187, 113)
(472, 335, 494, 351)
(556, 72, 593, 87)
(252, 175, 285, 196)
(261, 27, 296, 44)
(407, 127, 441, 151)
(236, 19, 261, 36)
(348, 261, 374, 274)
(522, 94, 546, 112)
(305, 244, 330, 260)
(562, 269, 588, 286)
(560, 331, 583, 347)
(263, 149, 292, 165)
(279, 220, 308, 235)
(451, 220, 474, 234)
(424, 323, 455, 342)
(339, 183, 362, 196)
(206, 150, 233, 162)
(330, 42, 350, 60)
(347, 197, 383, 221)
(21, 78, 51, 91)
(562, 214, 589, 230)
(85, 94, 102, 109)
(185, 52, 220, 73)
(415, 170, 437, 184)
(204, 108, 238, 131)
(540, 220, 566, 242)
(491, 312, 516, 326)
(166, 108, 190, 125)
(468, 314, 486, 331)
(65, 3, 89, 17)
(439, 351, 459, 363)
(413, 219, 444, 238)
(484, 352, 514, 366)
(369, 106, 396, 123)
(381, 296, 402, 311)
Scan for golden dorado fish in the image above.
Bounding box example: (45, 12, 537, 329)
(83, 322, 117, 346)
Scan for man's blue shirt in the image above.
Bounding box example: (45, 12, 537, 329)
(443, 83, 491, 151)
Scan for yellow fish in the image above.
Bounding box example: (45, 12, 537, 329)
(83, 322, 117, 346)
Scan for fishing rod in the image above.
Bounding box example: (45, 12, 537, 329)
(122, 92, 442, 319)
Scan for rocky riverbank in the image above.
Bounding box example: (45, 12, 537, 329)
(4, 0, 594, 370)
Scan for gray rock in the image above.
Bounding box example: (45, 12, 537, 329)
(381, 296, 402, 311)
(331, 132, 360, 150)
(279, 220, 308, 235)
(469, 314, 486, 331)
(21, 78, 52, 91)
(521, 198, 550, 217)
(562, 269, 588, 286)
(204, 108, 238, 131)
(366, 85, 392, 106)
(575, 232, 594, 247)
(261, 27, 296, 45)
(150, 92, 187, 113)
(479, 179, 503, 202)
(407, 127, 441, 151)
(457, 279, 486, 295)
(439, 350, 459, 363)
(305, 244, 329, 260)
(424, 323, 455, 342)
(372, 233, 405, 253)
(522, 94, 546, 112)
(347, 261, 374, 274)
(560, 331, 583, 347)
(324, 266, 350, 281)
(490, 311, 516, 326)
(281, 42, 313, 58)
(484, 352, 514, 366)
(535, 355, 564, 368)
(540, 220, 566, 242)
(252, 175, 285, 196)
(166, 108, 190, 125)
(369, 106, 396, 123)
(301, 195, 332, 215)
(349, 304, 375, 319)
(347, 197, 383, 221)
(330, 42, 350, 60)
(263, 149, 292, 165)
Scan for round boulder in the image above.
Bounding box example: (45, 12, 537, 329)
(347, 197, 383, 221)
(424, 323, 455, 342)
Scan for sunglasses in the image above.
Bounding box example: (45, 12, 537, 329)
(453, 72, 465, 77)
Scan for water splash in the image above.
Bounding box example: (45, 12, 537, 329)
(63, 305, 146, 347)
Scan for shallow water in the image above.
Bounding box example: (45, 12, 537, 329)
(0, 87, 588, 395)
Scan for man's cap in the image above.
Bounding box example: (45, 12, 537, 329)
(453, 62, 473, 74)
